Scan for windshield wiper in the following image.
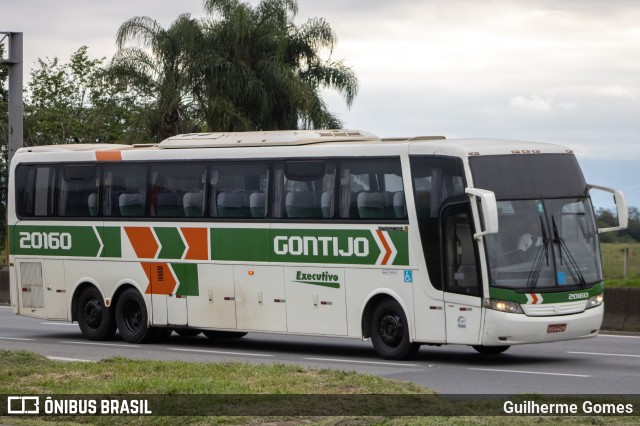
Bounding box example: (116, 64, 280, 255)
(552, 217, 587, 288)
(526, 216, 550, 292)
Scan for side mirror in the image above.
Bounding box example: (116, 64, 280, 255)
(588, 184, 628, 233)
(465, 188, 499, 239)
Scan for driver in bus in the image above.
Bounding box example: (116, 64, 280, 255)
(516, 217, 543, 261)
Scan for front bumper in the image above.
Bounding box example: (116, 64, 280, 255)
(481, 303, 603, 346)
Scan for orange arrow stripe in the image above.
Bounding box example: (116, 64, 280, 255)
(125, 227, 159, 259)
(376, 230, 392, 265)
(181, 227, 208, 260)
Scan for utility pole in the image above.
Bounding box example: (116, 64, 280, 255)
(1, 32, 24, 165)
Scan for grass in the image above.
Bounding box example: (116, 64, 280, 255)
(1, 350, 639, 425)
(601, 243, 640, 287)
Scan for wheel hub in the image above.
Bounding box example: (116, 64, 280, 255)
(83, 300, 102, 329)
(379, 313, 403, 347)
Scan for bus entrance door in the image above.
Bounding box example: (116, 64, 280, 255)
(442, 204, 482, 345)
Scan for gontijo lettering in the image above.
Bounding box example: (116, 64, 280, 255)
(274, 235, 369, 257)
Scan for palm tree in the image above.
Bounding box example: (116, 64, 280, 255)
(110, 14, 204, 141)
(110, 0, 358, 139)
(200, 0, 358, 131)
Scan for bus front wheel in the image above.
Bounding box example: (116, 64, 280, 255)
(77, 286, 116, 341)
(115, 288, 153, 343)
(370, 299, 420, 360)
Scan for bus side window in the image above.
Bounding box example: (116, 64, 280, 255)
(410, 156, 467, 290)
(16, 165, 57, 218)
(15, 166, 35, 217)
(57, 165, 99, 217)
(102, 165, 148, 218)
(339, 159, 404, 220)
(150, 163, 206, 218)
(272, 161, 335, 219)
(210, 163, 270, 219)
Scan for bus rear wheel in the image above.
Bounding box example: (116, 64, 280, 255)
(370, 299, 420, 360)
(472, 345, 510, 355)
(115, 288, 154, 343)
(77, 286, 116, 341)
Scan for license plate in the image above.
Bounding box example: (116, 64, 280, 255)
(547, 323, 567, 333)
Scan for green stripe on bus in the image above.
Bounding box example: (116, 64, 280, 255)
(155, 227, 186, 260)
(101, 226, 121, 258)
(10, 225, 102, 257)
(171, 263, 199, 297)
(10, 224, 410, 266)
(489, 282, 604, 304)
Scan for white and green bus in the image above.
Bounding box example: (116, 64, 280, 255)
(8, 130, 628, 359)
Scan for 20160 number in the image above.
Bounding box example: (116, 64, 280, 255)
(19, 232, 72, 250)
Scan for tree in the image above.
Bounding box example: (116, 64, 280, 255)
(198, 0, 358, 131)
(595, 207, 640, 243)
(24, 46, 139, 145)
(111, 0, 358, 138)
(110, 14, 204, 141)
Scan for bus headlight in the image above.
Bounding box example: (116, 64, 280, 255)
(483, 299, 523, 314)
(587, 294, 603, 309)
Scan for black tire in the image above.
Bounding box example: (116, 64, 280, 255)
(174, 328, 202, 337)
(203, 331, 247, 340)
(115, 288, 153, 343)
(370, 299, 420, 360)
(472, 345, 510, 355)
(77, 286, 116, 341)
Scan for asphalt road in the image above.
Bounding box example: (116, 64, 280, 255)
(1, 306, 639, 395)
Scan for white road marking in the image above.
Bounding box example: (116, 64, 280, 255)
(304, 357, 419, 368)
(468, 368, 591, 378)
(47, 356, 95, 363)
(62, 341, 140, 348)
(0, 306, 13, 309)
(568, 351, 640, 359)
(0, 336, 35, 341)
(167, 348, 273, 358)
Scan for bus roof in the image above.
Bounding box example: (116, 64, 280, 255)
(158, 129, 383, 148)
(13, 130, 572, 158)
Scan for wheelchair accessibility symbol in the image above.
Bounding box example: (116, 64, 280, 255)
(404, 270, 413, 283)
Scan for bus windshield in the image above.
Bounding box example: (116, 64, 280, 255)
(469, 153, 602, 292)
(484, 198, 602, 291)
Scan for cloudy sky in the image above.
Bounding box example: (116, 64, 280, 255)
(2, 0, 639, 208)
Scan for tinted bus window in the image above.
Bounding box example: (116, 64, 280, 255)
(57, 165, 100, 217)
(151, 163, 207, 218)
(273, 160, 336, 219)
(410, 156, 466, 290)
(15, 165, 57, 218)
(210, 163, 269, 218)
(339, 159, 406, 220)
(103, 164, 148, 217)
